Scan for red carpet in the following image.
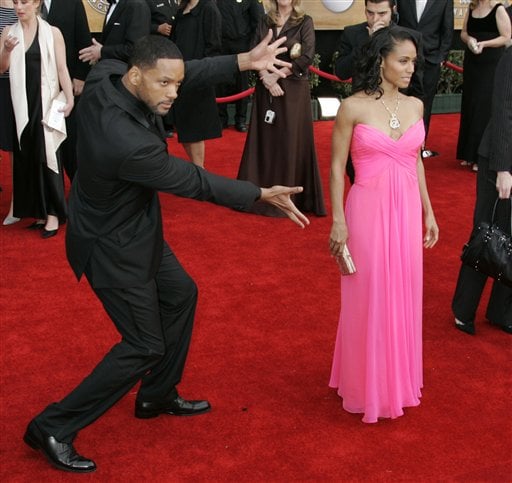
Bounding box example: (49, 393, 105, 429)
(1, 114, 511, 481)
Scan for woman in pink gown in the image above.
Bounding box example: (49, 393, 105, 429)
(328, 27, 439, 423)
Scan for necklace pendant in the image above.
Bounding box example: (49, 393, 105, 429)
(389, 114, 401, 130)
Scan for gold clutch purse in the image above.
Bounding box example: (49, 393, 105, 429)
(336, 244, 356, 275)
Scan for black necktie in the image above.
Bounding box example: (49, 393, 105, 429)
(40, 2, 48, 20)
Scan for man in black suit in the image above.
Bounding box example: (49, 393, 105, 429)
(23, 34, 308, 473)
(397, 0, 453, 155)
(335, 0, 396, 81)
(79, 0, 151, 64)
(146, 0, 179, 38)
(42, 0, 92, 181)
(452, 45, 512, 335)
(217, 0, 264, 132)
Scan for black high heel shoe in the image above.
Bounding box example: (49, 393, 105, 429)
(41, 228, 58, 239)
(27, 220, 45, 230)
(454, 318, 475, 335)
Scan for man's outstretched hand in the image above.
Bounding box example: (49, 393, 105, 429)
(260, 186, 310, 228)
(238, 30, 292, 77)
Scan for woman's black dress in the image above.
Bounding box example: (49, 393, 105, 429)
(456, 4, 505, 166)
(12, 34, 66, 222)
(170, 0, 222, 143)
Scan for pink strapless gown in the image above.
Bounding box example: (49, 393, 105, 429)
(329, 120, 425, 423)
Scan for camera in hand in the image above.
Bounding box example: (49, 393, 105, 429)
(264, 109, 276, 124)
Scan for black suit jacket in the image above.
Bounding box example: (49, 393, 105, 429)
(146, 0, 178, 35)
(46, 0, 91, 81)
(334, 22, 368, 80)
(478, 46, 512, 173)
(397, 0, 453, 64)
(102, 0, 151, 62)
(68, 56, 260, 288)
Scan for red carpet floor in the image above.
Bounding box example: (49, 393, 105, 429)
(1, 114, 511, 481)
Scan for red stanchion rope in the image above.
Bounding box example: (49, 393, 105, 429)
(216, 87, 255, 103)
(443, 61, 464, 74)
(308, 65, 349, 83)
(215, 62, 463, 103)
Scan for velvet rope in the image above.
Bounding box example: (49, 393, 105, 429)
(308, 65, 350, 83)
(214, 63, 463, 103)
(443, 61, 464, 74)
(216, 87, 255, 103)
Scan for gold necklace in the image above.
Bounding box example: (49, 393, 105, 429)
(380, 94, 401, 130)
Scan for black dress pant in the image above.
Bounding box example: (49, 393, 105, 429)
(34, 243, 198, 442)
(217, 70, 249, 127)
(421, 61, 441, 141)
(452, 157, 512, 325)
(217, 38, 250, 127)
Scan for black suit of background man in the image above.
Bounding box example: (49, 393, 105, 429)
(44, 0, 92, 181)
(102, 0, 151, 61)
(146, 0, 179, 37)
(397, 0, 453, 141)
(216, 0, 264, 131)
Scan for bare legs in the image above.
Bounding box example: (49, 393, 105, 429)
(183, 141, 205, 169)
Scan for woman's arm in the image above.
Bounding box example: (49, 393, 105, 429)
(460, 8, 477, 52)
(478, 6, 511, 50)
(416, 156, 439, 248)
(52, 27, 74, 117)
(329, 99, 354, 258)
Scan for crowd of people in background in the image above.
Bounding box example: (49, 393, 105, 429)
(0, 0, 510, 471)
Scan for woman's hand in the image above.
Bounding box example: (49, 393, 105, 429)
(268, 83, 284, 97)
(423, 212, 439, 248)
(3, 33, 19, 53)
(329, 221, 348, 257)
(260, 70, 276, 88)
(61, 97, 74, 117)
(496, 171, 512, 199)
(467, 36, 481, 54)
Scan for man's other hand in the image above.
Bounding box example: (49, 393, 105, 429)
(259, 186, 310, 228)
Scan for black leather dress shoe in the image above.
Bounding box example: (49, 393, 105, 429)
(23, 420, 96, 473)
(135, 395, 211, 419)
(235, 123, 248, 133)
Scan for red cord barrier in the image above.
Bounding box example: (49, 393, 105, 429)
(215, 62, 463, 103)
(443, 61, 464, 74)
(308, 65, 350, 83)
(216, 87, 255, 103)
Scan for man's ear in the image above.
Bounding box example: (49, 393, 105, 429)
(126, 66, 142, 87)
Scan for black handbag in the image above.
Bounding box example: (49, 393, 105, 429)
(460, 198, 512, 287)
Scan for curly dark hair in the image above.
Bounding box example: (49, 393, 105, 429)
(352, 26, 422, 99)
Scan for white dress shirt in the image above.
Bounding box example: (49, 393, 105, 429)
(416, 0, 428, 22)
